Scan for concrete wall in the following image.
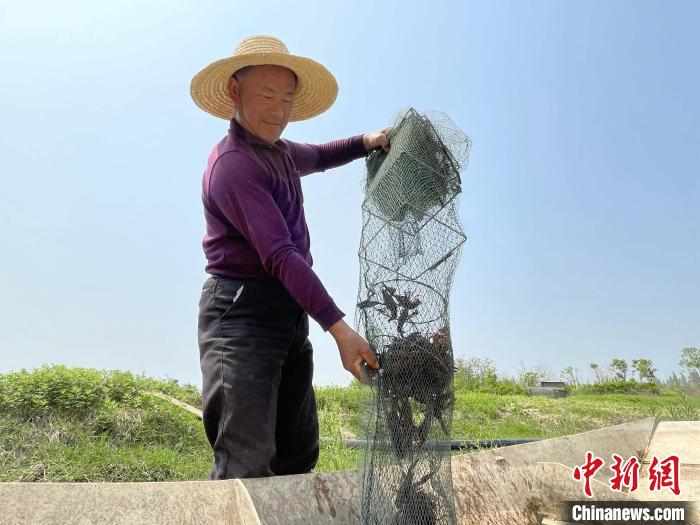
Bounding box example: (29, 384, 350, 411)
(0, 479, 261, 525)
(5, 417, 693, 525)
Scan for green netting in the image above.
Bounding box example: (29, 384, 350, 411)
(355, 108, 470, 525)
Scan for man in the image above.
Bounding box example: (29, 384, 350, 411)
(190, 35, 388, 479)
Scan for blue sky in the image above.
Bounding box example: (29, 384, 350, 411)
(1, 1, 697, 387)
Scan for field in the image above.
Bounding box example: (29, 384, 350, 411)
(1, 366, 698, 481)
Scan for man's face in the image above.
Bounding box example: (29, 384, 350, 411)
(229, 65, 297, 144)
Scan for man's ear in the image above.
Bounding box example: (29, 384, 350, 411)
(228, 76, 240, 105)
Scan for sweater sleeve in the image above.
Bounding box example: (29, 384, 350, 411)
(209, 151, 345, 331)
(284, 134, 368, 176)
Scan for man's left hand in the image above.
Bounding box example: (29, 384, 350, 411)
(363, 128, 391, 153)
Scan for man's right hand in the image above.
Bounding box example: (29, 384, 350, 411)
(329, 319, 379, 384)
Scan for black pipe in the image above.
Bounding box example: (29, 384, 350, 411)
(335, 438, 541, 451)
(449, 438, 541, 451)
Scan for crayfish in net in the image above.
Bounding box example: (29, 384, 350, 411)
(378, 328, 455, 460)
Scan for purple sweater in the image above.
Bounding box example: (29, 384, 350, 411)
(201, 118, 368, 331)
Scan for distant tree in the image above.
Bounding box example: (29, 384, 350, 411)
(664, 372, 686, 390)
(691, 370, 700, 384)
(631, 358, 657, 382)
(516, 360, 543, 387)
(679, 347, 700, 377)
(519, 371, 539, 388)
(533, 364, 555, 381)
(561, 366, 581, 387)
(590, 362, 606, 383)
(454, 357, 498, 389)
(609, 358, 628, 381)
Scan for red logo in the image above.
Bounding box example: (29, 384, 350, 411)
(573, 451, 605, 498)
(648, 455, 681, 496)
(609, 454, 641, 492)
(574, 453, 682, 497)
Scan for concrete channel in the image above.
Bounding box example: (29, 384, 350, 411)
(0, 418, 697, 524)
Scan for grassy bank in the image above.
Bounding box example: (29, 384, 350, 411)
(1, 366, 698, 481)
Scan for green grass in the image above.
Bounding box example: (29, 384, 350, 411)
(314, 388, 700, 471)
(1, 365, 698, 481)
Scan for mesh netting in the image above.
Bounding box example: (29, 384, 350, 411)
(355, 108, 470, 525)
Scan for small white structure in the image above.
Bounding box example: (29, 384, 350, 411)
(527, 380, 568, 398)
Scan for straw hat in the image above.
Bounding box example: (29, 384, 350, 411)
(190, 35, 338, 121)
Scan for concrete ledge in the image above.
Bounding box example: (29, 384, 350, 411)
(241, 470, 359, 525)
(636, 421, 700, 503)
(0, 479, 261, 525)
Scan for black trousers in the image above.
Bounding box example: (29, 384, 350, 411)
(197, 275, 319, 479)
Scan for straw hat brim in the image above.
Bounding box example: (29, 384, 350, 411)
(190, 53, 338, 121)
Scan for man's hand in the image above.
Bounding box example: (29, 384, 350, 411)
(329, 319, 380, 384)
(363, 128, 391, 153)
